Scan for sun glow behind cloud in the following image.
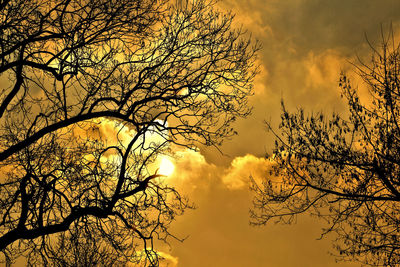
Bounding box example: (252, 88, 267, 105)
(158, 156, 175, 176)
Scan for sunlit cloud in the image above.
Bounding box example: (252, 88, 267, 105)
(158, 156, 175, 176)
(167, 148, 218, 192)
(304, 50, 351, 89)
(157, 251, 179, 267)
(222, 154, 273, 190)
(132, 250, 179, 267)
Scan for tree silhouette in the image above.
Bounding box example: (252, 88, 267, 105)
(0, 0, 259, 265)
(252, 33, 400, 266)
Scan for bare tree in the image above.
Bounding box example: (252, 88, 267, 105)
(0, 0, 259, 265)
(252, 32, 400, 266)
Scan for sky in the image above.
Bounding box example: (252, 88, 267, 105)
(5, 1, 400, 266)
(153, 0, 400, 266)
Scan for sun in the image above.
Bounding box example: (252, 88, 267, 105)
(158, 156, 175, 176)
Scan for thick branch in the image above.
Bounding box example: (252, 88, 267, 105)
(0, 111, 129, 162)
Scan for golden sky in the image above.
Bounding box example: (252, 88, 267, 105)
(6, 1, 400, 266)
(152, 0, 400, 266)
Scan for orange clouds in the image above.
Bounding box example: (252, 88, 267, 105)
(304, 50, 351, 89)
(167, 148, 218, 192)
(217, 0, 272, 39)
(132, 250, 179, 267)
(166, 149, 274, 191)
(222, 154, 272, 189)
(157, 251, 179, 267)
(158, 1, 400, 266)
(71, 119, 131, 145)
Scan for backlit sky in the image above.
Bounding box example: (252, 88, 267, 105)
(156, 0, 400, 266)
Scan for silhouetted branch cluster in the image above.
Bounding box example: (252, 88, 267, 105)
(252, 31, 400, 266)
(0, 0, 259, 265)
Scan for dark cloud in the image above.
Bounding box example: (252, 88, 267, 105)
(205, 0, 400, 162)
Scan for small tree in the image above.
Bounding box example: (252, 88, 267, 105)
(0, 0, 259, 265)
(252, 33, 400, 266)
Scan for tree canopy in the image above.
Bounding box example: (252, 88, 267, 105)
(0, 0, 259, 265)
(252, 33, 400, 266)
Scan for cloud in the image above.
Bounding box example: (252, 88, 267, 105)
(167, 148, 218, 193)
(222, 154, 273, 190)
(304, 50, 350, 89)
(217, 0, 272, 39)
(158, 251, 179, 267)
(72, 118, 169, 148)
(71, 119, 132, 146)
(167, 149, 277, 192)
(151, 1, 400, 266)
(167, 149, 280, 192)
(131, 250, 178, 267)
